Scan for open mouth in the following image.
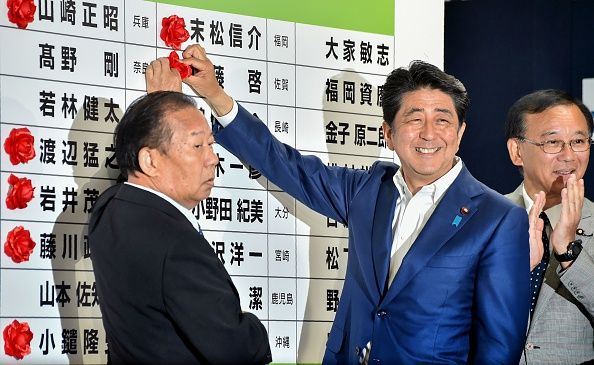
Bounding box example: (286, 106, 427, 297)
(553, 169, 575, 176)
(415, 147, 441, 154)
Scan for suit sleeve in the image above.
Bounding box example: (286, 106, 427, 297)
(162, 234, 272, 365)
(214, 103, 370, 225)
(470, 205, 531, 364)
(556, 198, 594, 320)
(558, 246, 594, 318)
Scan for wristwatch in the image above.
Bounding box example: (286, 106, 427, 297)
(554, 239, 583, 262)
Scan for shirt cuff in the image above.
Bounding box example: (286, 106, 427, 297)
(213, 100, 238, 127)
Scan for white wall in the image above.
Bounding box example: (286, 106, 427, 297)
(395, 0, 445, 68)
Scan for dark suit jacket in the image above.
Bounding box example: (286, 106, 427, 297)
(214, 103, 532, 364)
(88, 183, 271, 364)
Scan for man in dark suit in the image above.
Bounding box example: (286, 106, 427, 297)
(88, 87, 272, 364)
(147, 44, 532, 364)
(505, 89, 594, 364)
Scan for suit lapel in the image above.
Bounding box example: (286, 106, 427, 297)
(506, 184, 525, 207)
(530, 256, 561, 326)
(371, 172, 398, 296)
(579, 198, 594, 224)
(382, 166, 483, 304)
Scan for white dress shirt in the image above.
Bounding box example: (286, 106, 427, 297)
(388, 156, 463, 286)
(364, 157, 462, 364)
(214, 100, 239, 127)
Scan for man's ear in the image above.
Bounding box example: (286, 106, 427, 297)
(457, 122, 466, 143)
(138, 147, 159, 177)
(382, 121, 395, 151)
(507, 138, 524, 167)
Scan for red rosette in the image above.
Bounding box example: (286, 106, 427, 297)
(4, 127, 35, 165)
(5, 174, 34, 210)
(4, 225, 36, 263)
(160, 15, 190, 50)
(3, 319, 33, 360)
(6, 0, 36, 29)
(168, 51, 192, 79)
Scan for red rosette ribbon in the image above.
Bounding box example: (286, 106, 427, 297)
(4, 225, 36, 263)
(5, 174, 34, 210)
(168, 51, 192, 79)
(160, 15, 190, 50)
(3, 319, 33, 360)
(4, 127, 35, 165)
(6, 0, 36, 29)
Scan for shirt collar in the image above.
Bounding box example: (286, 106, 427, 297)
(393, 156, 463, 203)
(124, 182, 200, 232)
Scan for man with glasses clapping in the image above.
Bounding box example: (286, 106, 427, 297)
(505, 89, 594, 365)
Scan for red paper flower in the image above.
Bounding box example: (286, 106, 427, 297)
(5, 174, 34, 210)
(168, 51, 192, 79)
(6, 0, 36, 29)
(160, 15, 190, 50)
(4, 127, 35, 165)
(4, 226, 36, 263)
(3, 320, 33, 360)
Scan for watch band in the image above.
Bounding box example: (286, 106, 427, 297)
(554, 239, 583, 262)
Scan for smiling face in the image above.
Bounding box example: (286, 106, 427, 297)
(507, 104, 590, 205)
(155, 106, 219, 209)
(382, 88, 465, 193)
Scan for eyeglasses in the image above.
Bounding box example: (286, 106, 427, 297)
(518, 137, 593, 154)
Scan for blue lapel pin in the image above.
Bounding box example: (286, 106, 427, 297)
(452, 215, 462, 227)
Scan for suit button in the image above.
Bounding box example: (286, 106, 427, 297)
(525, 343, 534, 350)
(355, 346, 360, 355)
(377, 310, 387, 318)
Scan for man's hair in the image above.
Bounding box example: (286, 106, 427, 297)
(381, 60, 469, 127)
(504, 89, 594, 140)
(114, 91, 197, 180)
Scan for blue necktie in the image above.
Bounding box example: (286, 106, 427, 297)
(530, 212, 550, 316)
